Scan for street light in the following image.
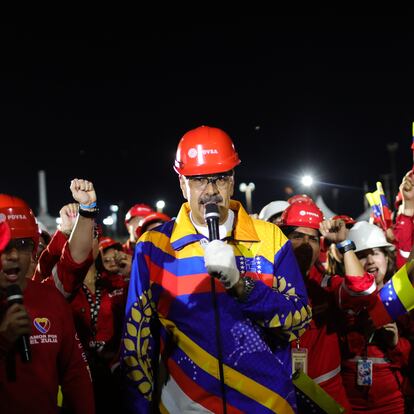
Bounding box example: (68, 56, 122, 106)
(156, 200, 165, 213)
(300, 174, 316, 200)
(239, 182, 255, 213)
(301, 175, 314, 187)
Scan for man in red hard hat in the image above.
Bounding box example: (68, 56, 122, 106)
(0, 191, 95, 414)
(120, 125, 312, 413)
(279, 201, 377, 413)
(123, 203, 154, 255)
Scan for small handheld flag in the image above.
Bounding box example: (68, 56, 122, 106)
(376, 182, 392, 228)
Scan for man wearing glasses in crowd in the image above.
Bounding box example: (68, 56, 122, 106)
(120, 125, 312, 414)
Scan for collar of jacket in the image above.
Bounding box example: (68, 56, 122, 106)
(170, 200, 260, 250)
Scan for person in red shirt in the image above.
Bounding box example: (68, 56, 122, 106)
(69, 235, 128, 414)
(0, 192, 95, 414)
(342, 221, 411, 414)
(33, 180, 129, 413)
(279, 201, 377, 413)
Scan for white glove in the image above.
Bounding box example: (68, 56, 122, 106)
(204, 240, 240, 289)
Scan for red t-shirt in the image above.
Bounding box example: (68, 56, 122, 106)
(0, 279, 95, 414)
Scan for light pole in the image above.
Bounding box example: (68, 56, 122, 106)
(110, 204, 119, 237)
(239, 182, 255, 214)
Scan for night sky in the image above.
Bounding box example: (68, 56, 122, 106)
(1, 16, 414, 232)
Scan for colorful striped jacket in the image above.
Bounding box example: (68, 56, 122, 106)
(121, 200, 312, 413)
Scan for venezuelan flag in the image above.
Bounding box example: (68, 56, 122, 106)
(376, 182, 392, 228)
(369, 262, 414, 327)
(365, 191, 385, 229)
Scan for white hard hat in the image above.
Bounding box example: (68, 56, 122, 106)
(259, 200, 290, 222)
(348, 221, 394, 253)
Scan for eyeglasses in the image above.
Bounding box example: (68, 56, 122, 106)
(3, 238, 35, 254)
(288, 231, 320, 244)
(187, 174, 233, 190)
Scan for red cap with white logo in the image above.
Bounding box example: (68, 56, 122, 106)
(280, 201, 324, 230)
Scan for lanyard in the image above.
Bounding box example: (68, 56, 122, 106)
(82, 274, 102, 337)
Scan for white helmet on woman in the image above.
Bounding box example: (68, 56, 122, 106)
(348, 221, 394, 253)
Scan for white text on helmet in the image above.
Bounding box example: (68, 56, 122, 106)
(7, 214, 28, 220)
(188, 147, 219, 158)
(299, 210, 320, 218)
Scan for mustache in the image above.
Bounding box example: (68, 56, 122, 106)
(200, 195, 223, 205)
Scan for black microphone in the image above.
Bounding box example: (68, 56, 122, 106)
(204, 203, 220, 241)
(6, 284, 31, 363)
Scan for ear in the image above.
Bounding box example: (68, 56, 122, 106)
(179, 175, 188, 200)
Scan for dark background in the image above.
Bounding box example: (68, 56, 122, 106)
(1, 15, 413, 235)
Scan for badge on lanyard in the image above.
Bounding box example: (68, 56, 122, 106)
(357, 359, 373, 386)
(292, 341, 308, 375)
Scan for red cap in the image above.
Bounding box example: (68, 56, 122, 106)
(98, 237, 122, 252)
(332, 214, 356, 228)
(125, 203, 154, 226)
(135, 212, 171, 239)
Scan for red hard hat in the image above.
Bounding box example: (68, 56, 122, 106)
(125, 203, 154, 225)
(135, 212, 171, 239)
(173, 125, 241, 176)
(280, 201, 324, 230)
(98, 237, 122, 252)
(332, 214, 356, 228)
(0, 194, 39, 254)
(287, 194, 314, 205)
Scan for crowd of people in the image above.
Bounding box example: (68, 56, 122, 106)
(1, 125, 414, 413)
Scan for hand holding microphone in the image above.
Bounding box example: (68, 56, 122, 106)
(203, 203, 240, 289)
(204, 240, 240, 288)
(4, 284, 31, 362)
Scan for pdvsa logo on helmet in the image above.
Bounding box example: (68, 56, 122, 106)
(299, 210, 319, 218)
(7, 214, 27, 221)
(187, 147, 218, 158)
